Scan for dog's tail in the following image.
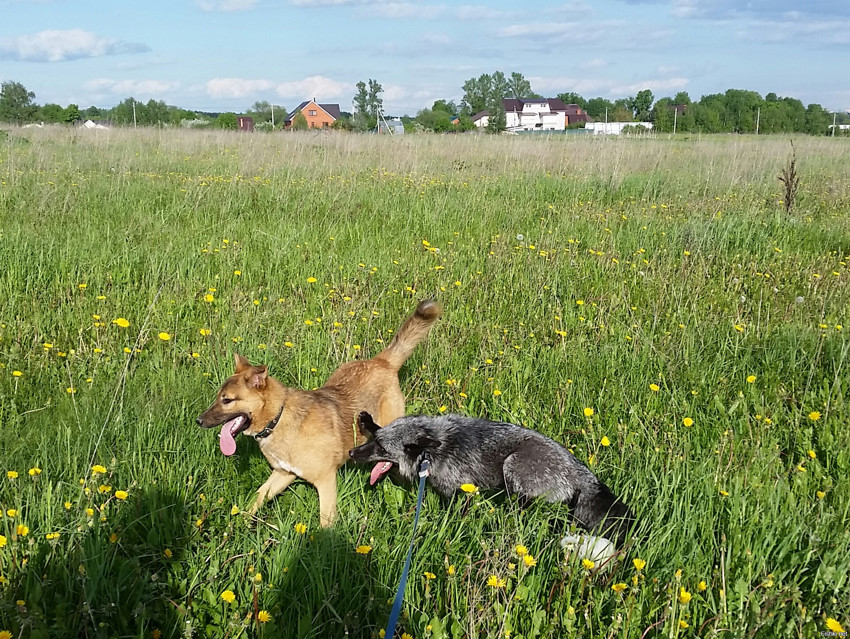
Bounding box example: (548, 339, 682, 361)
(376, 300, 442, 371)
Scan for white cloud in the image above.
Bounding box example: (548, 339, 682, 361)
(0, 29, 149, 62)
(275, 75, 350, 100)
(86, 78, 180, 96)
(206, 78, 274, 98)
(196, 0, 258, 11)
(382, 84, 409, 101)
(498, 21, 617, 44)
(360, 2, 445, 18)
(609, 77, 689, 95)
(582, 58, 608, 70)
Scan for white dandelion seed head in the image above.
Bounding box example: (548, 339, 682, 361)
(795, 296, 804, 304)
(516, 234, 524, 241)
(740, 295, 747, 303)
(732, 278, 739, 285)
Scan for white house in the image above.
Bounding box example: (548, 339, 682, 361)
(586, 122, 653, 135)
(472, 98, 593, 132)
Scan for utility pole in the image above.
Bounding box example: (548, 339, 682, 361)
(132, 99, 137, 128)
(755, 107, 760, 135)
(271, 104, 275, 130)
(673, 106, 677, 135)
(832, 111, 837, 137)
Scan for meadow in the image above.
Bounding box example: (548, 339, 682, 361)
(0, 127, 848, 639)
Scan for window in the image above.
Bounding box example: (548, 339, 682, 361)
(308, 109, 317, 116)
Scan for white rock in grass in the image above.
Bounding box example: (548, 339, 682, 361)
(561, 534, 617, 566)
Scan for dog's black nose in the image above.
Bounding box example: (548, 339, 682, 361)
(348, 450, 355, 458)
(196, 417, 204, 426)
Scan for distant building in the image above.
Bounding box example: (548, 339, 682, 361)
(472, 98, 593, 132)
(284, 99, 341, 129)
(377, 118, 405, 134)
(238, 116, 254, 132)
(586, 122, 654, 135)
(80, 120, 110, 130)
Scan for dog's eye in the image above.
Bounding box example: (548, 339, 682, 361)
(222, 398, 235, 405)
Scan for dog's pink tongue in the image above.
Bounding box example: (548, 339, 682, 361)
(219, 418, 240, 456)
(370, 461, 393, 486)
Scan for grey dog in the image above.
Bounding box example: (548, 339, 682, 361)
(349, 412, 635, 548)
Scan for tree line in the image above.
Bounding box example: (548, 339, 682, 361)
(2, 76, 847, 136)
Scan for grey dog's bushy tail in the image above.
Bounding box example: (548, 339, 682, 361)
(377, 300, 442, 370)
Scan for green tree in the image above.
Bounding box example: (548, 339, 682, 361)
(558, 92, 587, 109)
(507, 72, 535, 99)
(585, 97, 615, 120)
(651, 97, 674, 132)
(352, 79, 383, 131)
(215, 112, 238, 129)
(0, 81, 37, 124)
(486, 100, 506, 134)
(63, 104, 80, 123)
(804, 103, 830, 135)
(672, 91, 691, 106)
(39, 103, 66, 123)
(630, 89, 654, 121)
(248, 100, 286, 126)
(291, 111, 309, 130)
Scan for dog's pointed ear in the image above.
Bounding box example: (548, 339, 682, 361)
(248, 365, 268, 390)
(358, 412, 380, 436)
(234, 352, 251, 373)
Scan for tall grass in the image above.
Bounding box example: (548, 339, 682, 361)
(0, 127, 848, 638)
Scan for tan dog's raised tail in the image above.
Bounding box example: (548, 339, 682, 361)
(196, 300, 442, 527)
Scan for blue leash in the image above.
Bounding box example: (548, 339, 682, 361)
(385, 457, 431, 639)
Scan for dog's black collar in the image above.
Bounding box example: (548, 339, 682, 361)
(254, 405, 284, 440)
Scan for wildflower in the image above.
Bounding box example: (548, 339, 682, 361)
(112, 318, 130, 328)
(611, 583, 627, 593)
(284, 342, 294, 348)
(220, 590, 236, 603)
(254, 573, 262, 583)
(258, 610, 272, 623)
(86, 508, 94, 517)
(355, 545, 372, 555)
(515, 544, 528, 556)
(523, 554, 536, 567)
(746, 375, 756, 383)
(719, 490, 729, 496)
(633, 558, 646, 571)
(808, 450, 816, 459)
(817, 490, 826, 499)
(487, 575, 506, 588)
(649, 383, 660, 392)
(12, 371, 22, 377)
(0, 631, 11, 639)
(460, 484, 479, 494)
(0, 535, 5, 547)
(679, 620, 689, 629)
(582, 558, 595, 570)
(734, 324, 744, 333)
(698, 580, 707, 591)
(16, 524, 29, 537)
(808, 411, 821, 421)
(115, 490, 128, 500)
(204, 293, 215, 303)
(6, 509, 16, 517)
(234, 270, 242, 276)
(583, 407, 594, 417)
(294, 522, 307, 534)
(678, 587, 692, 604)
(46, 532, 60, 540)
(447, 565, 456, 575)
(576, 300, 584, 306)
(64, 501, 71, 510)
(6, 471, 17, 479)
(98, 485, 112, 494)
(600, 436, 611, 447)
(92, 465, 107, 475)
(826, 619, 846, 633)
(199, 328, 211, 336)
(307, 277, 317, 283)
(230, 505, 240, 515)
(401, 634, 412, 639)
(683, 417, 694, 427)
(493, 389, 502, 396)
(164, 548, 173, 558)
(424, 571, 436, 580)
(109, 533, 118, 543)
(158, 332, 171, 341)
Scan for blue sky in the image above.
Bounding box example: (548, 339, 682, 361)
(2, 0, 849, 115)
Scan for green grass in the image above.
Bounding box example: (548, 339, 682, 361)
(0, 127, 848, 638)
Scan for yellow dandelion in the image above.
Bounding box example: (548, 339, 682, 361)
(6, 509, 16, 517)
(98, 484, 112, 494)
(0, 631, 11, 639)
(0, 535, 6, 547)
(199, 328, 211, 336)
(523, 554, 536, 567)
(808, 411, 821, 421)
(746, 375, 756, 383)
(515, 544, 528, 556)
(582, 559, 595, 570)
(583, 407, 594, 417)
(808, 450, 816, 459)
(294, 522, 307, 534)
(487, 575, 506, 588)
(698, 580, 707, 591)
(720, 490, 729, 496)
(230, 505, 240, 515)
(633, 558, 646, 571)
(355, 545, 372, 555)
(424, 571, 436, 579)
(6, 471, 18, 479)
(115, 490, 128, 500)
(460, 483, 479, 494)
(600, 436, 611, 447)
(158, 332, 171, 341)
(220, 590, 236, 603)
(112, 318, 130, 328)
(447, 565, 456, 575)
(16, 524, 29, 537)
(12, 371, 22, 377)
(493, 389, 502, 396)
(91, 465, 107, 475)
(258, 610, 272, 623)
(307, 277, 317, 283)
(679, 620, 689, 629)
(254, 573, 262, 583)
(817, 490, 826, 499)
(64, 501, 71, 510)
(649, 383, 660, 392)
(164, 548, 173, 558)
(109, 533, 118, 544)
(611, 583, 627, 593)
(678, 587, 692, 604)
(826, 618, 846, 633)
(683, 417, 694, 427)
(204, 294, 215, 303)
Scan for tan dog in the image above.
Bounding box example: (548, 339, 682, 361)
(196, 300, 442, 527)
